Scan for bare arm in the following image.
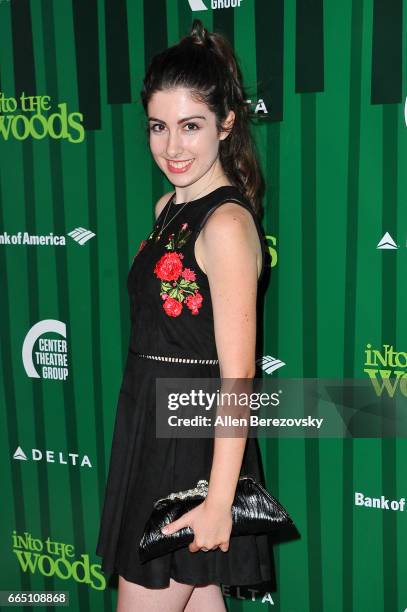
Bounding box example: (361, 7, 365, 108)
(198, 203, 261, 510)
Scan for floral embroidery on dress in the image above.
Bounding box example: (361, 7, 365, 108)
(153, 223, 203, 317)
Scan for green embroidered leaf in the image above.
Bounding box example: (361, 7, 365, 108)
(164, 236, 175, 250)
(174, 229, 192, 249)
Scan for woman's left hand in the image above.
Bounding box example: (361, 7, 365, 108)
(161, 499, 233, 552)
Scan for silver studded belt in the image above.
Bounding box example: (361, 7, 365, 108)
(134, 352, 219, 365)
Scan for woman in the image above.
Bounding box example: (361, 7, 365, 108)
(96, 18, 276, 611)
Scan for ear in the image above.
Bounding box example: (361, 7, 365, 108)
(219, 110, 235, 140)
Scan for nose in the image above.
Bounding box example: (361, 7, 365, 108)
(165, 129, 183, 158)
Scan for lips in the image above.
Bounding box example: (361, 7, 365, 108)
(166, 159, 194, 174)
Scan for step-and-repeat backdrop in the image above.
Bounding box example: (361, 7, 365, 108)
(1, 1, 406, 610)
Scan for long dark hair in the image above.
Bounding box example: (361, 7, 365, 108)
(140, 19, 265, 217)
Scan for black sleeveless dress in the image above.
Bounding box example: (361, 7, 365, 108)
(95, 185, 276, 589)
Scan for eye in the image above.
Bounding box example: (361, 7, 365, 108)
(147, 122, 200, 134)
(148, 123, 165, 133)
(184, 123, 200, 131)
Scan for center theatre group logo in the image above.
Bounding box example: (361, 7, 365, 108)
(188, 0, 243, 10)
(22, 320, 69, 381)
(364, 343, 407, 397)
(0, 92, 84, 143)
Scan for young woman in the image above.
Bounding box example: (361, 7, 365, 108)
(96, 18, 276, 611)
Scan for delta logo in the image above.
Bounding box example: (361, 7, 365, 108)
(188, 0, 243, 10)
(14, 446, 92, 468)
(377, 232, 398, 249)
(248, 98, 269, 117)
(222, 584, 275, 605)
(376, 231, 407, 249)
(364, 343, 407, 397)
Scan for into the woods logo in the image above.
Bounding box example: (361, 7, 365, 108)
(12, 531, 105, 591)
(0, 92, 84, 143)
(364, 343, 407, 397)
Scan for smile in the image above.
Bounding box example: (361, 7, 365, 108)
(166, 159, 194, 173)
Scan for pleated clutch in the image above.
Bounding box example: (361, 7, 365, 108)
(138, 475, 294, 563)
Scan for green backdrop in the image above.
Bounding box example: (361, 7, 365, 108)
(0, 0, 406, 610)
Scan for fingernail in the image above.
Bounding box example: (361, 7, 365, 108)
(161, 527, 168, 534)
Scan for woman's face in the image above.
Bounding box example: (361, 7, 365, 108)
(147, 87, 234, 189)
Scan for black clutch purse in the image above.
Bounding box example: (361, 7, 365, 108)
(139, 475, 294, 563)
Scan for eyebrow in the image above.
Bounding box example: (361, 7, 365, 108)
(147, 115, 207, 124)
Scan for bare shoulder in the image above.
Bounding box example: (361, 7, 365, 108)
(201, 201, 257, 239)
(154, 190, 175, 220)
(196, 201, 262, 278)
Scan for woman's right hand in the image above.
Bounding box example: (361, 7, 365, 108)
(161, 499, 233, 553)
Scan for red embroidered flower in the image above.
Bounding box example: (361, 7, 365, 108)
(182, 267, 196, 281)
(185, 291, 203, 315)
(154, 252, 183, 281)
(153, 222, 204, 317)
(163, 297, 183, 317)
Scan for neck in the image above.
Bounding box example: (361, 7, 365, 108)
(173, 179, 233, 205)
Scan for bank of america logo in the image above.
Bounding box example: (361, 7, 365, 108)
(67, 227, 96, 246)
(14, 446, 28, 461)
(377, 232, 398, 249)
(188, 0, 208, 10)
(256, 355, 286, 375)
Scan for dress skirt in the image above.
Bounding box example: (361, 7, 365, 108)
(95, 349, 276, 588)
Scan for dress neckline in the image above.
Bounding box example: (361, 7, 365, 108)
(170, 184, 237, 206)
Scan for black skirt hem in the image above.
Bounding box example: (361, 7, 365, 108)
(114, 562, 273, 589)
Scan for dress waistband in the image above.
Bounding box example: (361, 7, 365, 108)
(131, 351, 219, 365)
